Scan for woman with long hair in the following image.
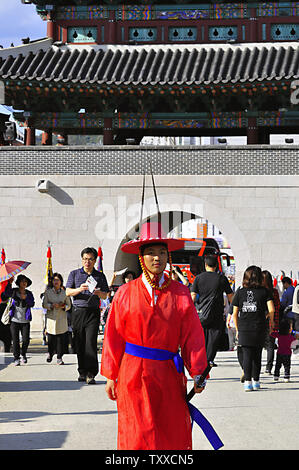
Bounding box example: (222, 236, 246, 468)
(232, 266, 275, 391)
(262, 270, 280, 374)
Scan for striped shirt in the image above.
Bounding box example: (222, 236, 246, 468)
(66, 267, 109, 310)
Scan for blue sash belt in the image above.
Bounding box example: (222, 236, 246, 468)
(125, 342, 224, 450)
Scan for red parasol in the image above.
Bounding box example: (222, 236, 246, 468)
(0, 260, 31, 283)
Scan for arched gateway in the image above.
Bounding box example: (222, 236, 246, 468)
(108, 195, 248, 286)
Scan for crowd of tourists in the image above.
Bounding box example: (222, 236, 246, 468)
(0, 227, 299, 449)
(0, 245, 298, 389)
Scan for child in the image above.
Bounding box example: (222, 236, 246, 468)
(271, 319, 299, 382)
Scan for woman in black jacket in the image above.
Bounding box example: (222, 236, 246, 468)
(1, 275, 35, 365)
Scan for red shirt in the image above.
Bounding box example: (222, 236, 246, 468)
(271, 332, 295, 355)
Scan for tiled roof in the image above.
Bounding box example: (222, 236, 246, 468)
(0, 41, 298, 86)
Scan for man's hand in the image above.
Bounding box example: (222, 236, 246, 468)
(79, 283, 89, 292)
(106, 379, 117, 400)
(194, 380, 205, 394)
(193, 374, 207, 394)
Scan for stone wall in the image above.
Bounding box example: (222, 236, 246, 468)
(1, 144, 299, 174)
(1, 144, 299, 331)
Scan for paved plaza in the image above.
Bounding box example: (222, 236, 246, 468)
(0, 338, 298, 452)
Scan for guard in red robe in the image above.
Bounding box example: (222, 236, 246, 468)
(101, 221, 208, 450)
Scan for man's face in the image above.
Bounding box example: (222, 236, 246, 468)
(82, 253, 96, 271)
(142, 244, 168, 275)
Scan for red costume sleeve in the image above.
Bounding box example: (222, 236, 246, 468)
(179, 288, 208, 377)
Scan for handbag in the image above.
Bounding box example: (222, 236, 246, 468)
(197, 294, 219, 327)
(1, 298, 12, 325)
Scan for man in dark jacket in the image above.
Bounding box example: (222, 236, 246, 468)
(280, 277, 295, 322)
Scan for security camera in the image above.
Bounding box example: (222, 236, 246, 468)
(36, 179, 50, 193)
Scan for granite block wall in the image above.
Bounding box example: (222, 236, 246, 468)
(0, 144, 299, 331)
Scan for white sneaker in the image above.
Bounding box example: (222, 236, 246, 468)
(244, 381, 253, 391)
(252, 380, 260, 390)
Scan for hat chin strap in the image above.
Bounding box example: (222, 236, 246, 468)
(138, 252, 173, 291)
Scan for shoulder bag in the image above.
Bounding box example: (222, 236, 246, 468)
(1, 297, 13, 325)
(197, 274, 222, 328)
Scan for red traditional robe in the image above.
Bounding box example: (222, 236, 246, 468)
(100, 275, 207, 450)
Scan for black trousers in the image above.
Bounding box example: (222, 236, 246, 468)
(72, 307, 100, 378)
(242, 345, 263, 381)
(264, 334, 276, 372)
(10, 321, 30, 360)
(274, 354, 291, 378)
(203, 322, 224, 363)
(47, 333, 66, 359)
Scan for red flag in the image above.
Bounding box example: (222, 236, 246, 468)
(44, 244, 53, 285)
(0, 250, 8, 295)
(97, 247, 103, 272)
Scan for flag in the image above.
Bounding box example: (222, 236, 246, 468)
(1, 248, 6, 265)
(0, 248, 7, 296)
(44, 244, 53, 285)
(97, 246, 103, 272)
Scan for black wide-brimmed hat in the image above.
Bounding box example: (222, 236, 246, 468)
(15, 274, 32, 287)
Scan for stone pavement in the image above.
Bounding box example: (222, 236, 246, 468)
(0, 338, 298, 451)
